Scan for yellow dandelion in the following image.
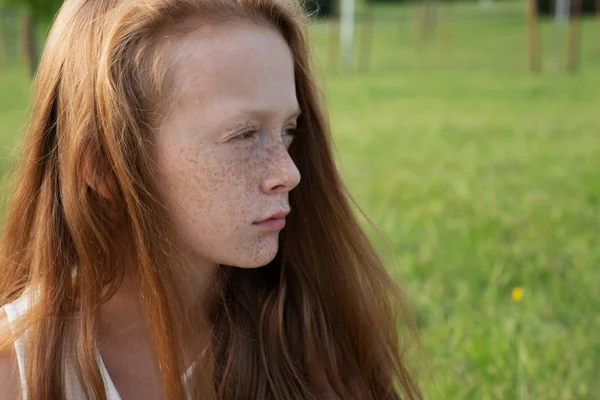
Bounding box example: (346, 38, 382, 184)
(512, 286, 524, 303)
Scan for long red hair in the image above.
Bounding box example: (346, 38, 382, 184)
(0, 0, 422, 399)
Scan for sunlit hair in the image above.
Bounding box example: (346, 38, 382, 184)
(0, 0, 422, 398)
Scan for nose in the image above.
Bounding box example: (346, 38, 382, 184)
(260, 144, 301, 195)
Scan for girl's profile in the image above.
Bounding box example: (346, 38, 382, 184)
(0, 0, 421, 399)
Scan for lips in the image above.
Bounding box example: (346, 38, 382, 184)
(253, 210, 290, 230)
(255, 210, 290, 224)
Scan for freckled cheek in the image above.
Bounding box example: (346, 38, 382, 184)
(180, 158, 261, 225)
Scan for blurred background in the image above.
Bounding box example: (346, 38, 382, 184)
(0, 0, 599, 398)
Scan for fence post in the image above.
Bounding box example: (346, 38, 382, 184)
(527, 0, 541, 72)
(0, 8, 5, 68)
(596, 0, 600, 50)
(416, 1, 426, 53)
(566, 0, 582, 72)
(21, 8, 38, 74)
(441, 1, 454, 58)
(358, 2, 374, 71)
(555, 0, 570, 23)
(418, 0, 436, 47)
(328, 3, 340, 71)
(340, 0, 356, 69)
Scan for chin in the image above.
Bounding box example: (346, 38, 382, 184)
(215, 233, 281, 269)
(233, 252, 278, 269)
(229, 242, 280, 269)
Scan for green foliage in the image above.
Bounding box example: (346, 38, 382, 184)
(539, 0, 597, 15)
(4, 0, 63, 21)
(304, 0, 336, 18)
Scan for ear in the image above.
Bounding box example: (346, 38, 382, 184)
(82, 145, 114, 200)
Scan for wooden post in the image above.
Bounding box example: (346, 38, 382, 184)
(0, 8, 5, 68)
(328, 3, 340, 71)
(417, 0, 439, 51)
(416, 1, 428, 52)
(566, 0, 582, 72)
(21, 10, 31, 69)
(358, 2, 374, 71)
(441, 1, 454, 57)
(21, 8, 38, 75)
(597, 0, 600, 50)
(527, 0, 541, 72)
(428, 0, 439, 40)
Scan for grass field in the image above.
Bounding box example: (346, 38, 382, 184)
(1, 1, 600, 398)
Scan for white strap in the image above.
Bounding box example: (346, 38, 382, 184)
(97, 353, 123, 400)
(3, 299, 30, 400)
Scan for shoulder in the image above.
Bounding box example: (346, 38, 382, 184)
(0, 309, 23, 400)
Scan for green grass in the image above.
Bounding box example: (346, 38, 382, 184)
(314, 5, 600, 398)
(1, 1, 600, 398)
(327, 67, 600, 399)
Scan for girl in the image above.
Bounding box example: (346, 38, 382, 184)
(0, 0, 422, 399)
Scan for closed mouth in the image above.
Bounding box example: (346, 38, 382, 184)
(253, 210, 290, 224)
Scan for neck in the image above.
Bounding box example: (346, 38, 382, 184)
(97, 255, 218, 364)
(97, 273, 146, 344)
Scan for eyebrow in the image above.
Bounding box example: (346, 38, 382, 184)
(237, 106, 302, 121)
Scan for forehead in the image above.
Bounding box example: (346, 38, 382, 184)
(164, 21, 298, 115)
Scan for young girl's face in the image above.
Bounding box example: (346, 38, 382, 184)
(153, 22, 301, 270)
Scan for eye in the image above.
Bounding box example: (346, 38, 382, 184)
(235, 129, 259, 141)
(283, 126, 300, 139)
(282, 126, 298, 146)
(283, 126, 298, 136)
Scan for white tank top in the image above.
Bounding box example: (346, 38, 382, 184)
(2, 292, 196, 399)
(2, 293, 139, 400)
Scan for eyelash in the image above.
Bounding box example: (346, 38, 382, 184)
(283, 127, 299, 138)
(235, 127, 298, 141)
(238, 129, 258, 140)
